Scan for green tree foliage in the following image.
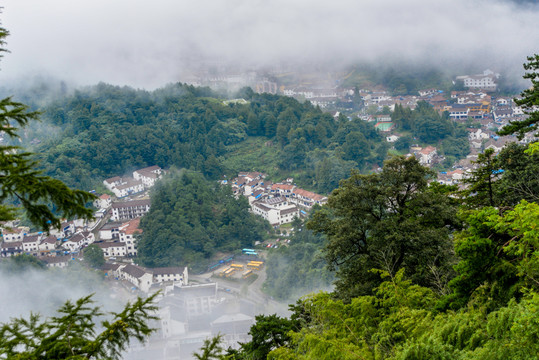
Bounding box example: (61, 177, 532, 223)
(496, 142, 539, 205)
(137, 170, 265, 271)
(265, 270, 539, 360)
(443, 200, 539, 311)
(29, 84, 383, 195)
(193, 334, 225, 360)
(461, 143, 539, 208)
(394, 134, 413, 152)
(498, 54, 539, 139)
(391, 102, 470, 160)
(342, 64, 453, 96)
(308, 156, 459, 300)
(461, 148, 501, 207)
(0, 293, 158, 359)
(232, 314, 300, 360)
(83, 244, 105, 269)
(0, 25, 95, 232)
(313, 155, 356, 194)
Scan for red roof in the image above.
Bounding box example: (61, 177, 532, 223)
(293, 188, 326, 201)
(420, 146, 437, 155)
(120, 218, 142, 235)
(272, 184, 295, 191)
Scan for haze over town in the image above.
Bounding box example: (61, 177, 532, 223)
(0, 0, 538, 88)
(1, 1, 539, 359)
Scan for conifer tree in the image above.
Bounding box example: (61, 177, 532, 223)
(498, 54, 539, 139)
(0, 22, 95, 232)
(0, 293, 158, 359)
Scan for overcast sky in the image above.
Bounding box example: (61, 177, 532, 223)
(0, 0, 538, 89)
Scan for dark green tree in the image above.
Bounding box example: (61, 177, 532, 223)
(308, 156, 459, 300)
(0, 293, 158, 359)
(496, 142, 539, 205)
(394, 134, 413, 152)
(497, 54, 539, 139)
(461, 148, 501, 208)
(235, 314, 299, 360)
(84, 244, 105, 269)
(0, 253, 46, 272)
(137, 170, 265, 271)
(193, 334, 225, 360)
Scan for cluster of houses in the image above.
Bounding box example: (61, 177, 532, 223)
(0, 164, 190, 295)
(102, 165, 163, 199)
(227, 172, 327, 228)
(0, 216, 143, 265)
(1, 165, 162, 276)
(1, 218, 91, 262)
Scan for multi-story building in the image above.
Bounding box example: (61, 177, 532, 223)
(97, 242, 127, 258)
(110, 199, 151, 221)
(119, 218, 142, 256)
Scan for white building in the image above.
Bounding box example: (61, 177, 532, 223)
(40, 255, 71, 268)
(111, 199, 151, 221)
(252, 197, 299, 227)
(111, 179, 145, 198)
(1, 241, 22, 257)
(133, 165, 163, 189)
(1, 227, 27, 243)
(291, 188, 328, 209)
(417, 146, 437, 165)
(456, 70, 499, 92)
(118, 264, 153, 293)
(97, 242, 127, 258)
(99, 222, 121, 240)
(119, 218, 142, 256)
(152, 266, 189, 285)
(62, 232, 94, 253)
(93, 194, 112, 209)
(38, 236, 58, 252)
(22, 235, 41, 253)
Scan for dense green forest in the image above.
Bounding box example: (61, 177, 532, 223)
(136, 170, 267, 271)
(227, 142, 539, 359)
(392, 102, 470, 164)
(21, 82, 464, 196)
(26, 83, 386, 194)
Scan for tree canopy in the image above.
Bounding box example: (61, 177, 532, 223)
(136, 170, 266, 271)
(498, 54, 539, 139)
(0, 293, 158, 359)
(307, 156, 459, 300)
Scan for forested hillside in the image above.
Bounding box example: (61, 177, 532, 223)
(136, 170, 267, 271)
(392, 102, 470, 165)
(30, 83, 387, 194)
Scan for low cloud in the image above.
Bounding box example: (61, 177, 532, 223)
(0, 0, 537, 88)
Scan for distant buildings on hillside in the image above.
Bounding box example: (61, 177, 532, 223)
(228, 172, 327, 228)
